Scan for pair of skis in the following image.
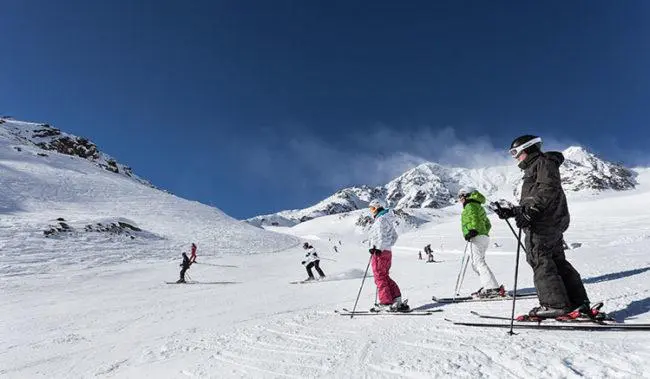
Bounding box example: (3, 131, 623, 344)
(432, 291, 538, 303)
(446, 310, 650, 331)
(336, 292, 537, 316)
(335, 308, 442, 316)
(165, 281, 238, 285)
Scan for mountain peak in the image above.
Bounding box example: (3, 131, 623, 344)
(249, 144, 639, 227)
(562, 145, 593, 162)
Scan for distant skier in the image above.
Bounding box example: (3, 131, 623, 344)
(338, 240, 342, 245)
(190, 243, 197, 264)
(458, 187, 505, 298)
(494, 135, 590, 318)
(427, 250, 435, 263)
(177, 252, 192, 283)
(301, 243, 326, 281)
(418, 251, 423, 260)
(367, 199, 409, 312)
(333, 245, 338, 253)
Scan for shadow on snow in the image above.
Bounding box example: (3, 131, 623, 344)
(609, 297, 650, 322)
(582, 266, 650, 284)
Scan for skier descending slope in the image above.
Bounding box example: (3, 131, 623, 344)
(494, 135, 590, 318)
(458, 187, 506, 298)
(177, 252, 192, 283)
(301, 242, 326, 282)
(367, 199, 409, 312)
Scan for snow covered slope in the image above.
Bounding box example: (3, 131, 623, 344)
(2, 166, 649, 378)
(248, 146, 637, 227)
(0, 118, 298, 276)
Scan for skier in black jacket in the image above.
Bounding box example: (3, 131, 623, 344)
(177, 252, 192, 283)
(494, 135, 590, 318)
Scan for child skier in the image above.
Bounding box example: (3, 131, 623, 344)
(368, 199, 409, 312)
(190, 243, 197, 263)
(301, 243, 326, 281)
(458, 187, 505, 298)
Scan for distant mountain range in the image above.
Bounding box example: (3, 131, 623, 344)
(247, 146, 637, 228)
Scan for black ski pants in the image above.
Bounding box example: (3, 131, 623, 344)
(525, 231, 589, 309)
(180, 265, 190, 280)
(306, 260, 325, 278)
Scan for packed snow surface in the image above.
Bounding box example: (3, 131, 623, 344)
(2, 120, 650, 378)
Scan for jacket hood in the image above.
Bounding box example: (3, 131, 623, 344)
(466, 191, 486, 204)
(545, 151, 565, 166)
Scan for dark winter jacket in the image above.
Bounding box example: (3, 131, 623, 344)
(518, 151, 570, 235)
(181, 253, 191, 268)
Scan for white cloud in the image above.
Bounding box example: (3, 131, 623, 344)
(240, 125, 526, 189)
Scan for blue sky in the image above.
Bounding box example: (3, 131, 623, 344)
(2, 1, 649, 219)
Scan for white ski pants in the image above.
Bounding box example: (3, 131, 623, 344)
(469, 235, 499, 289)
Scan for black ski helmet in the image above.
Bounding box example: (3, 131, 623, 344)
(303, 242, 310, 249)
(509, 135, 542, 157)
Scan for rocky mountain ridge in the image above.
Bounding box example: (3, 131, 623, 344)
(248, 146, 637, 228)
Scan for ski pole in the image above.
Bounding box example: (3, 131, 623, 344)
(453, 242, 470, 299)
(351, 254, 373, 319)
(490, 201, 528, 254)
(458, 243, 472, 295)
(503, 219, 528, 254)
(508, 227, 523, 336)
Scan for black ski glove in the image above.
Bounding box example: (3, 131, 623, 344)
(514, 206, 540, 229)
(464, 229, 479, 241)
(369, 247, 382, 255)
(493, 205, 515, 219)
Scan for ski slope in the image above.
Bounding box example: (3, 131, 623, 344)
(2, 165, 650, 377)
(2, 118, 650, 377)
(0, 121, 299, 277)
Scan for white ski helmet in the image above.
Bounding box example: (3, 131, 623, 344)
(368, 199, 385, 209)
(458, 187, 476, 198)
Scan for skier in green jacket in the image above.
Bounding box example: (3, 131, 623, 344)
(459, 187, 505, 298)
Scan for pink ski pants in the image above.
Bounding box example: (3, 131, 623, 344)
(371, 250, 402, 304)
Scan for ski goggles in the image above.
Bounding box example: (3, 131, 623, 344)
(509, 137, 542, 158)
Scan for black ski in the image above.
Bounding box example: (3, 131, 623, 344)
(444, 318, 650, 331)
(432, 292, 537, 303)
(469, 311, 607, 323)
(336, 308, 441, 316)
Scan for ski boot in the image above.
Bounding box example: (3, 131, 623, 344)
(370, 303, 393, 312)
(517, 305, 570, 321)
(472, 285, 506, 299)
(176, 278, 186, 284)
(558, 302, 614, 322)
(390, 297, 410, 312)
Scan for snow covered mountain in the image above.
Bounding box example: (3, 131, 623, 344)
(0, 117, 298, 276)
(248, 146, 637, 227)
(0, 117, 152, 186)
